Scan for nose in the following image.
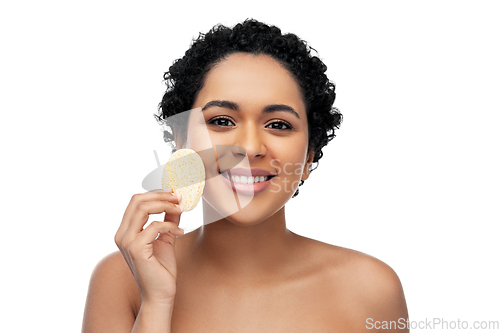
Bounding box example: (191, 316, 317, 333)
(231, 122, 266, 159)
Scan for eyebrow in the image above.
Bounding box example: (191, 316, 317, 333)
(201, 100, 300, 119)
(202, 100, 239, 111)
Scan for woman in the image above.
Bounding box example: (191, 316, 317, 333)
(83, 19, 409, 332)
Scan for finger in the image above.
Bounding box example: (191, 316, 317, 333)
(164, 201, 182, 226)
(115, 191, 180, 246)
(129, 221, 184, 258)
(118, 200, 182, 252)
(123, 191, 180, 228)
(127, 200, 182, 236)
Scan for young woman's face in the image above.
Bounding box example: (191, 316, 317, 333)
(186, 52, 313, 225)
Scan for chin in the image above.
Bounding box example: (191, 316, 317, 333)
(226, 196, 289, 227)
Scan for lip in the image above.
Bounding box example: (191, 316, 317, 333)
(219, 168, 277, 177)
(219, 168, 276, 195)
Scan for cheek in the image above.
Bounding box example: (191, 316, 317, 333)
(271, 136, 309, 161)
(205, 132, 233, 146)
(271, 146, 309, 180)
(183, 110, 215, 151)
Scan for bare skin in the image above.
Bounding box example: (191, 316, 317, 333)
(83, 225, 408, 332)
(82, 53, 408, 332)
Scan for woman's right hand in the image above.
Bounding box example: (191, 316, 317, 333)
(115, 190, 184, 306)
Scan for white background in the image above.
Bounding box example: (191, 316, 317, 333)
(1, 1, 499, 332)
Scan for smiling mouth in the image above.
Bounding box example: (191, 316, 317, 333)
(220, 172, 275, 184)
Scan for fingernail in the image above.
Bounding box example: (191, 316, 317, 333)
(175, 192, 182, 201)
(176, 204, 184, 212)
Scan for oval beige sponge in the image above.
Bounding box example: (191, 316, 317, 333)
(162, 149, 205, 212)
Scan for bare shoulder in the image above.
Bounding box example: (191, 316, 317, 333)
(82, 251, 140, 332)
(90, 251, 131, 277)
(87, 251, 139, 297)
(327, 242, 403, 292)
(294, 234, 409, 331)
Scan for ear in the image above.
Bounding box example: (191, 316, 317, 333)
(301, 150, 315, 181)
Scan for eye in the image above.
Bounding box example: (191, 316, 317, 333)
(265, 120, 292, 130)
(208, 116, 235, 127)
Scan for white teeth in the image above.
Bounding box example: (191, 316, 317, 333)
(223, 172, 271, 184)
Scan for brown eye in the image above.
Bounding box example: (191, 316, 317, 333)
(266, 121, 292, 130)
(208, 117, 235, 127)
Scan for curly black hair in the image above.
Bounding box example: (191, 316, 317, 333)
(155, 19, 342, 197)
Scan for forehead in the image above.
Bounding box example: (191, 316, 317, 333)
(195, 53, 306, 113)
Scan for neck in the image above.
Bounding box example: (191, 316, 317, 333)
(189, 201, 297, 278)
